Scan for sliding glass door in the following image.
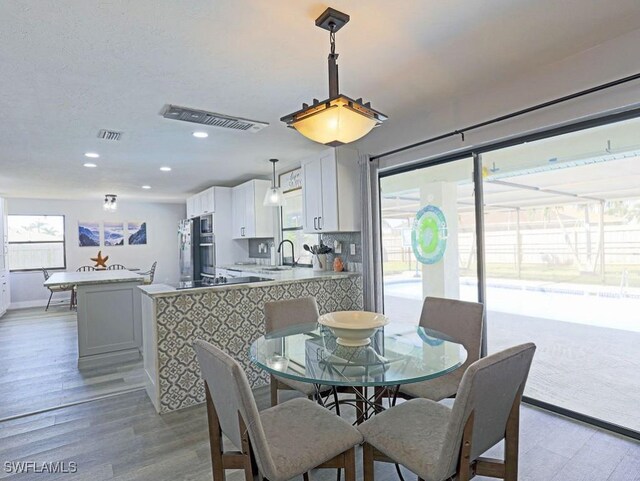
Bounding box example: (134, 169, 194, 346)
(378, 114, 640, 436)
(482, 116, 640, 434)
(380, 157, 479, 325)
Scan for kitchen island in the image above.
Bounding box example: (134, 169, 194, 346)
(138, 268, 363, 413)
(44, 270, 144, 368)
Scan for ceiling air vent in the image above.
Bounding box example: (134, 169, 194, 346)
(97, 129, 123, 141)
(161, 104, 269, 133)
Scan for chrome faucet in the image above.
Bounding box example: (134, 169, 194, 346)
(277, 240, 296, 267)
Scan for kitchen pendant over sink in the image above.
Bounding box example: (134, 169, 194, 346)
(263, 158, 285, 207)
(280, 7, 387, 146)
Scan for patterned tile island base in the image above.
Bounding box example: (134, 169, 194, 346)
(143, 275, 363, 413)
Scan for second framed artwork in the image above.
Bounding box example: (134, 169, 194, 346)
(77, 221, 148, 247)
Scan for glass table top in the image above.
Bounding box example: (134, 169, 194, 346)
(250, 322, 467, 387)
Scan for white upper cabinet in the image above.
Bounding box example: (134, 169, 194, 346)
(186, 187, 217, 219)
(302, 147, 360, 233)
(232, 180, 273, 239)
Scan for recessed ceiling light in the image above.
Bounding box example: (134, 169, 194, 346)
(160, 166, 172, 172)
(192, 131, 208, 138)
(83, 162, 97, 168)
(142, 185, 151, 189)
(84, 152, 100, 158)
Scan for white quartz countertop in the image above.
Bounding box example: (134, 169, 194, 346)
(138, 266, 360, 298)
(44, 270, 144, 287)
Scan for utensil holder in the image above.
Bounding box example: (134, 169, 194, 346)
(312, 254, 327, 271)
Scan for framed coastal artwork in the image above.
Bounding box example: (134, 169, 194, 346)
(103, 222, 124, 246)
(78, 221, 100, 247)
(127, 221, 147, 245)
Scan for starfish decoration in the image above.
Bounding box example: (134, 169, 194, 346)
(91, 250, 109, 268)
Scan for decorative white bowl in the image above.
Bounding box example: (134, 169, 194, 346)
(318, 311, 389, 346)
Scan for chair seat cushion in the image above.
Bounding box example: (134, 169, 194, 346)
(399, 370, 463, 401)
(260, 397, 363, 481)
(273, 374, 331, 396)
(358, 398, 452, 481)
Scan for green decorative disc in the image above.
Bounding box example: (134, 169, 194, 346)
(411, 205, 447, 264)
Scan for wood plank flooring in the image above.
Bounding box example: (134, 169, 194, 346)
(0, 307, 145, 421)
(0, 388, 638, 481)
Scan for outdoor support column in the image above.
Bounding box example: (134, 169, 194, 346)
(419, 181, 460, 299)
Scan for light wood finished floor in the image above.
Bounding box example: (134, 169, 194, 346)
(0, 307, 145, 421)
(0, 388, 638, 481)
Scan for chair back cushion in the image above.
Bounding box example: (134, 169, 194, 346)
(420, 297, 484, 368)
(438, 343, 536, 479)
(194, 340, 277, 479)
(264, 297, 319, 333)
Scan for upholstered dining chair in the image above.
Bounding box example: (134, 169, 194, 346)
(106, 264, 126, 270)
(194, 339, 362, 481)
(140, 261, 157, 284)
(359, 343, 536, 481)
(42, 268, 74, 311)
(398, 296, 484, 401)
(264, 297, 332, 406)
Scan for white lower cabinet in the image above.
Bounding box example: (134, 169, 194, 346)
(0, 270, 9, 317)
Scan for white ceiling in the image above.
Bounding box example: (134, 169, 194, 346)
(1, 0, 640, 202)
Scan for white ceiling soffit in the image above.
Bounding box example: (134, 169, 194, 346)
(1, 1, 640, 200)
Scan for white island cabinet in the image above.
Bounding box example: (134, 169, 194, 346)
(302, 147, 360, 233)
(44, 270, 144, 368)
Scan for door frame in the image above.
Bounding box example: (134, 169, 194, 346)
(376, 106, 640, 440)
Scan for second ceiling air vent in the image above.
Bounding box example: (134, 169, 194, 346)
(161, 104, 269, 133)
(97, 129, 123, 141)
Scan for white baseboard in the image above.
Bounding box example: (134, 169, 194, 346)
(9, 298, 70, 310)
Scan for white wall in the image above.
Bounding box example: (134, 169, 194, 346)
(8, 198, 185, 308)
(356, 28, 640, 170)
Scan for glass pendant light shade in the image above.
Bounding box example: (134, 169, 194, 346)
(263, 186, 285, 207)
(263, 159, 285, 207)
(290, 96, 379, 146)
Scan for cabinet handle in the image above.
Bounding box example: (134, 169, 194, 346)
(313, 217, 317, 230)
(318, 216, 323, 230)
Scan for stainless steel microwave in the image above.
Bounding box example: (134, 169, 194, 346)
(200, 214, 213, 235)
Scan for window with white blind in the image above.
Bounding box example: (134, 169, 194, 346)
(8, 215, 66, 271)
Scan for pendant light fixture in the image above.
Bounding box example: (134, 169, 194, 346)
(103, 194, 118, 212)
(263, 159, 285, 207)
(281, 7, 387, 147)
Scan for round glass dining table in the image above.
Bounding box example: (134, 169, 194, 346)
(250, 321, 467, 416)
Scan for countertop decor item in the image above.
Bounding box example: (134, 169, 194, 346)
(333, 257, 344, 272)
(90, 250, 109, 268)
(280, 7, 387, 146)
(318, 310, 389, 346)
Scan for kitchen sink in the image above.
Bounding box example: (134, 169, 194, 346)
(261, 266, 293, 271)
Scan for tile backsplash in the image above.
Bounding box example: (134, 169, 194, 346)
(248, 238, 273, 259)
(321, 232, 362, 272)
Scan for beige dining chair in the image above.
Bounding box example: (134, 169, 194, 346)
(359, 343, 536, 481)
(398, 296, 484, 401)
(194, 339, 362, 481)
(264, 297, 332, 406)
(42, 268, 74, 311)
